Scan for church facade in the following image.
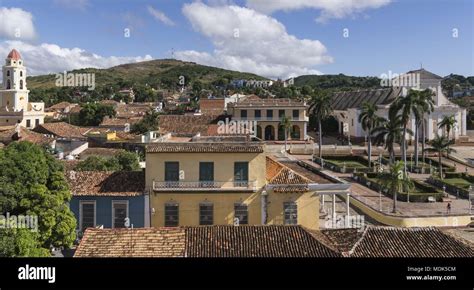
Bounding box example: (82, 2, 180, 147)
(331, 69, 467, 141)
(0, 49, 45, 128)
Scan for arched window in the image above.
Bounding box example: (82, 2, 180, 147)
(20, 71, 23, 77)
(20, 80, 23, 90)
(6, 80, 11, 89)
(6, 70, 10, 77)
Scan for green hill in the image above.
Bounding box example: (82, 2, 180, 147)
(293, 74, 381, 90)
(27, 59, 268, 90)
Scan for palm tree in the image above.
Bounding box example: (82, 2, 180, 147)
(373, 112, 406, 165)
(380, 161, 413, 213)
(424, 134, 456, 180)
(280, 115, 292, 153)
(390, 90, 419, 175)
(418, 89, 435, 165)
(309, 91, 333, 160)
(358, 102, 382, 169)
(438, 115, 457, 146)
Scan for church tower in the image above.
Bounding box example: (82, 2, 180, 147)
(1, 49, 29, 111)
(0, 49, 44, 128)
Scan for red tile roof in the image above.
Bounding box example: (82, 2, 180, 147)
(7, 49, 21, 60)
(34, 122, 88, 139)
(74, 225, 341, 257)
(0, 126, 53, 145)
(158, 115, 224, 136)
(74, 228, 186, 257)
(266, 156, 311, 192)
(66, 171, 145, 196)
(199, 98, 225, 115)
(322, 226, 474, 258)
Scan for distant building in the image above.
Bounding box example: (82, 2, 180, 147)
(230, 79, 273, 88)
(331, 69, 468, 140)
(227, 95, 309, 141)
(0, 49, 45, 128)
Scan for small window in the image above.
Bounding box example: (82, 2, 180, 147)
(6, 80, 10, 89)
(164, 203, 179, 227)
(20, 71, 23, 76)
(20, 80, 23, 90)
(164, 162, 179, 182)
(279, 110, 285, 118)
(292, 110, 299, 119)
(283, 201, 297, 225)
(234, 203, 248, 225)
(80, 201, 96, 231)
(6, 70, 10, 77)
(35, 119, 39, 126)
(199, 162, 214, 187)
(26, 119, 31, 128)
(199, 203, 213, 225)
(266, 110, 273, 119)
(112, 201, 128, 228)
(234, 162, 249, 187)
(255, 110, 261, 118)
(352, 119, 354, 126)
(241, 110, 247, 118)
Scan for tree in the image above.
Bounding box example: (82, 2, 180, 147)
(390, 90, 419, 175)
(358, 102, 382, 168)
(280, 115, 292, 153)
(116, 151, 140, 171)
(309, 91, 333, 160)
(423, 135, 456, 180)
(75, 151, 140, 172)
(0, 142, 76, 256)
(131, 111, 161, 134)
(77, 103, 116, 126)
(417, 89, 435, 165)
(380, 161, 413, 213)
(373, 113, 406, 164)
(438, 115, 457, 146)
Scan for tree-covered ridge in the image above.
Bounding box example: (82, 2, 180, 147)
(293, 74, 382, 89)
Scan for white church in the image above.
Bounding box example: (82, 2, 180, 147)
(331, 68, 468, 141)
(0, 49, 45, 128)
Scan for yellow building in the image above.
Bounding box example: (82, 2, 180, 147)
(145, 142, 348, 230)
(227, 95, 309, 141)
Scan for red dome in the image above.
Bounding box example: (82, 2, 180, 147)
(7, 49, 21, 60)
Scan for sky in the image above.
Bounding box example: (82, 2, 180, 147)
(0, 0, 472, 79)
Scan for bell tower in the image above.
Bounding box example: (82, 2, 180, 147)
(1, 49, 29, 111)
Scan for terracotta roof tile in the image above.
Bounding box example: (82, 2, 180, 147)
(0, 126, 53, 145)
(74, 228, 186, 257)
(158, 115, 228, 136)
(146, 142, 264, 153)
(100, 117, 141, 127)
(34, 122, 88, 139)
(266, 156, 311, 192)
(75, 226, 341, 257)
(322, 226, 474, 258)
(66, 171, 145, 196)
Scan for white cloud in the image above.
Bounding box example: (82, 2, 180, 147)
(246, 0, 391, 23)
(0, 40, 153, 76)
(177, 2, 332, 79)
(147, 6, 175, 26)
(0, 7, 37, 40)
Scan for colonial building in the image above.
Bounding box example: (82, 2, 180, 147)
(145, 141, 349, 230)
(0, 49, 45, 128)
(331, 69, 467, 141)
(227, 95, 309, 141)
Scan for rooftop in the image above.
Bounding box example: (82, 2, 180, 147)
(331, 87, 402, 111)
(146, 142, 265, 153)
(7, 49, 21, 60)
(0, 126, 53, 145)
(158, 114, 228, 136)
(34, 122, 88, 139)
(74, 225, 341, 258)
(228, 96, 306, 108)
(199, 98, 225, 115)
(66, 171, 145, 196)
(321, 226, 474, 257)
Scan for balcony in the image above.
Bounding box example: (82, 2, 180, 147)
(237, 116, 308, 122)
(152, 180, 258, 192)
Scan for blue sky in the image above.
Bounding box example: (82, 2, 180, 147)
(0, 0, 472, 78)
